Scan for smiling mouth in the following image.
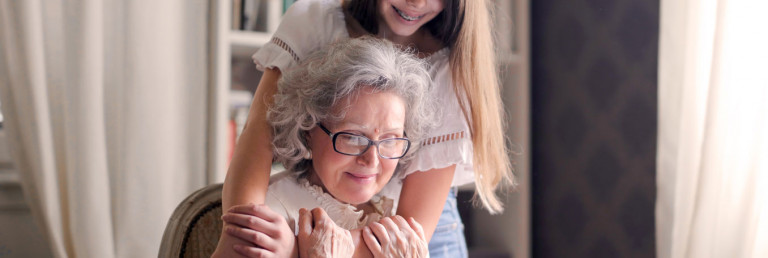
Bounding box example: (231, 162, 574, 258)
(346, 172, 376, 181)
(393, 6, 424, 22)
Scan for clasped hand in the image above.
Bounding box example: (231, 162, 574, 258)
(220, 203, 428, 257)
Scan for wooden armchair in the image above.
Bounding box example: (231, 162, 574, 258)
(159, 183, 223, 258)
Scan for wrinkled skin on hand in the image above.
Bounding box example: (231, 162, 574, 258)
(297, 207, 355, 258)
(362, 215, 429, 258)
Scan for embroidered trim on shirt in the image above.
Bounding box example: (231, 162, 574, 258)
(297, 178, 392, 230)
(421, 131, 466, 146)
(271, 37, 300, 62)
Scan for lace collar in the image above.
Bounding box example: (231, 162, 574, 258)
(298, 178, 395, 230)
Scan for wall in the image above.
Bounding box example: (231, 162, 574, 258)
(531, 0, 659, 257)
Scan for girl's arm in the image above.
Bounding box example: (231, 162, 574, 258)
(396, 165, 456, 241)
(212, 68, 281, 258)
(348, 166, 455, 257)
(221, 68, 281, 210)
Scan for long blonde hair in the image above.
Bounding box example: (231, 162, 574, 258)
(451, 0, 515, 214)
(345, 0, 515, 214)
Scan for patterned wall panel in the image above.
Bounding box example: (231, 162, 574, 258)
(531, 0, 658, 257)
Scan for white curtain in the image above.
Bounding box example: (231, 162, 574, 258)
(0, 0, 208, 257)
(657, 0, 768, 257)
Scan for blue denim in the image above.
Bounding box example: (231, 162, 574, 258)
(428, 188, 468, 258)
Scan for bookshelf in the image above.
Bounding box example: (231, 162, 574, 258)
(209, 0, 284, 184)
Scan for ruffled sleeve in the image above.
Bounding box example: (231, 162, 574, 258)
(398, 50, 476, 187)
(252, 0, 348, 72)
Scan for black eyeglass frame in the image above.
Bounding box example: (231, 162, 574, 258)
(316, 123, 411, 159)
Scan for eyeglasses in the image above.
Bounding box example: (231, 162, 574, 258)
(317, 123, 411, 159)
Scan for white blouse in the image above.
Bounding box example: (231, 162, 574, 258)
(265, 171, 401, 233)
(253, 0, 474, 187)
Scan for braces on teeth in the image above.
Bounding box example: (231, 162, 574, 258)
(395, 8, 420, 21)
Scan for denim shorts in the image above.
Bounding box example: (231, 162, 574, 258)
(428, 188, 468, 258)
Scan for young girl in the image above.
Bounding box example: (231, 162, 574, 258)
(218, 0, 513, 257)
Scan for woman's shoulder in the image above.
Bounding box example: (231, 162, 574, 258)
(265, 173, 317, 214)
(267, 172, 301, 196)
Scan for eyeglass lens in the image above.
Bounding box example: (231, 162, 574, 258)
(334, 133, 408, 158)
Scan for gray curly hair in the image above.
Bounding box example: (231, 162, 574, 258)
(268, 36, 437, 174)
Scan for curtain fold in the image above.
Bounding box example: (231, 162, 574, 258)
(0, 0, 209, 257)
(657, 0, 768, 257)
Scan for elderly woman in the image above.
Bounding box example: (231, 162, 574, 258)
(215, 37, 436, 257)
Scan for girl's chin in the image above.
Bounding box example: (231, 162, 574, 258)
(392, 28, 419, 38)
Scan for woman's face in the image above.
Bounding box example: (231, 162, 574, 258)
(377, 0, 445, 39)
(307, 87, 406, 205)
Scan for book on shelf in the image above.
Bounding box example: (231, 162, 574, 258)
(232, 0, 242, 30)
(233, 0, 298, 31)
(242, 0, 261, 31)
(283, 0, 297, 13)
(233, 0, 272, 31)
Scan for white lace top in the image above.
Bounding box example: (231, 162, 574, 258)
(265, 172, 402, 233)
(253, 0, 474, 187)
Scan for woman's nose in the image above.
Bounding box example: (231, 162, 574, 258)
(356, 146, 380, 168)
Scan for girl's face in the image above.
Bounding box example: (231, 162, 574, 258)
(377, 0, 445, 39)
(307, 87, 406, 205)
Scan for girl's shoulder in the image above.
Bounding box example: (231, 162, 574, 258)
(425, 47, 450, 64)
(425, 47, 451, 87)
(253, 0, 348, 71)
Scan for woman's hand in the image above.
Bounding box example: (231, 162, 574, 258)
(297, 208, 355, 258)
(362, 216, 429, 258)
(221, 203, 298, 257)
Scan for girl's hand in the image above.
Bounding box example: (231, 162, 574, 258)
(222, 203, 298, 258)
(297, 208, 354, 258)
(362, 216, 429, 258)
